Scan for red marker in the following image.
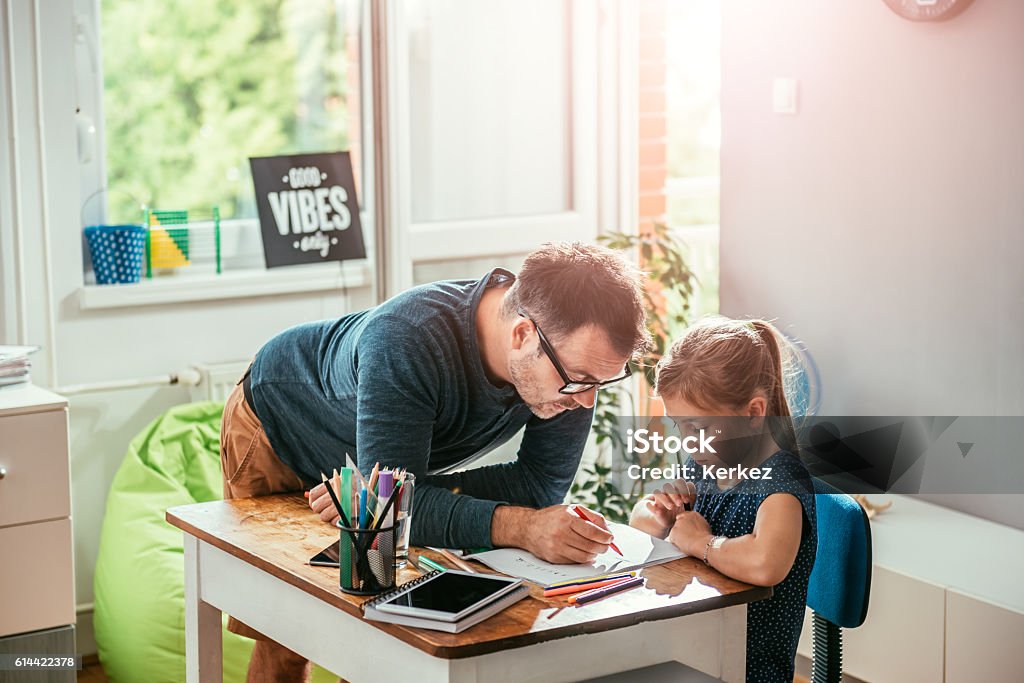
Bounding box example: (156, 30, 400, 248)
(571, 505, 623, 556)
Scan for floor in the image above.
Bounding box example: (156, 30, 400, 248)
(78, 656, 107, 683)
(78, 655, 811, 683)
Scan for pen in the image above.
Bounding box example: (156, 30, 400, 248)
(370, 484, 402, 531)
(571, 505, 623, 556)
(375, 470, 395, 527)
(569, 576, 645, 605)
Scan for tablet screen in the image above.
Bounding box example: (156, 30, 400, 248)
(383, 571, 519, 616)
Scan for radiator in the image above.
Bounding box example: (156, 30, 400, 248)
(189, 360, 251, 402)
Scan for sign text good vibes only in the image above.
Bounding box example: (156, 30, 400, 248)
(250, 151, 366, 268)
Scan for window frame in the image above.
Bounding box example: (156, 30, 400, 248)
(72, 0, 378, 301)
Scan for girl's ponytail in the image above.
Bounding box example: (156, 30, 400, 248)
(749, 320, 799, 456)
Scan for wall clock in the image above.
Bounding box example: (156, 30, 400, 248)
(882, 0, 976, 22)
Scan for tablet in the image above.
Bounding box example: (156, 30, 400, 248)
(373, 570, 523, 622)
(309, 541, 340, 567)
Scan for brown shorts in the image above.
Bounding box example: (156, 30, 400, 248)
(221, 376, 304, 641)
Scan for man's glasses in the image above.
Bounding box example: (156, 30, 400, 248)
(518, 309, 631, 395)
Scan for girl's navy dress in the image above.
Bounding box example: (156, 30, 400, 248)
(691, 451, 817, 682)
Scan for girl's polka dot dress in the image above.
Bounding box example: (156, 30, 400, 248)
(692, 451, 817, 682)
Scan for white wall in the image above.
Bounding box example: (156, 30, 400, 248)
(0, 0, 376, 653)
(720, 0, 1024, 527)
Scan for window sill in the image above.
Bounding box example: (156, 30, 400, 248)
(78, 262, 371, 310)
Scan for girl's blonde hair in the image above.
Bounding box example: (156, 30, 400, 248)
(655, 316, 798, 454)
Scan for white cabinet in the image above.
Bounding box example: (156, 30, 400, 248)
(945, 590, 1024, 682)
(798, 495, 1024, 682)
(0, 385, 75, 655)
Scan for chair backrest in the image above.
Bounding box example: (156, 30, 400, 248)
(807, 479, 872, 628)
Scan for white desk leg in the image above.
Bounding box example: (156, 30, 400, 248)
(718, 604, 747, 683)
(184, 535, 223, 683)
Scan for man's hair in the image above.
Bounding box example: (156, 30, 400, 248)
(501, 242, 651, 358)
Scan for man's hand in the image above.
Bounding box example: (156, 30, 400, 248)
(306, 483, 340, 525)
(492, 505, 613, 564)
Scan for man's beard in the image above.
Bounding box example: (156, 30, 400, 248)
(509, 355, 578, 419)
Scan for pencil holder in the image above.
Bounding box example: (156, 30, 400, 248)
(337, 522, 398, 595)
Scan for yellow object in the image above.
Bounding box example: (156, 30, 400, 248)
(148, 228, 190, 268)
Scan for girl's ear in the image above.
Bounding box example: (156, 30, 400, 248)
(746, 396, 767, 428)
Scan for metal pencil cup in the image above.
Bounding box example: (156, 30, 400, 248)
(337, 521, 398, 595)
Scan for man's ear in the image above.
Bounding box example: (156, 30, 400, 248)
(510, 318, 534, 352)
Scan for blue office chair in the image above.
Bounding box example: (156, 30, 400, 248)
(806, 479, 872, 683)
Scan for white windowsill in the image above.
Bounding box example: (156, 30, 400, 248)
(78, 262, 371, 310)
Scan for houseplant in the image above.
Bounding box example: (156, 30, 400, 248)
(571, 222, 698, 522)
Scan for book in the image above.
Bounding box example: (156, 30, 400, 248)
(0, 346, 37, 389)
(460, 521, 685, 586)
(362, 570, 528, 633)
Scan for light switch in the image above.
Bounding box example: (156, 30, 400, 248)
(773, 77, 798, 115)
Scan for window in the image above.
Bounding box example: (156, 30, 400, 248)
(77, 0, 370, 276)
(405, 0, 570, 223)
(666, 0, 720, 321)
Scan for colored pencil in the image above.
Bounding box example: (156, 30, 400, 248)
(570, 576, 645, 605)
(433, 547, 477, 574)
(545, 571, 638, 590)
(416, 555, 447, 573)
(544, 576, 640, 597)
(571, 505, 623, 556)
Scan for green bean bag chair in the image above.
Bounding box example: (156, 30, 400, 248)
(94, 401, 337, 683)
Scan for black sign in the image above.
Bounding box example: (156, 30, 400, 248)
(249, 152, 366, 268)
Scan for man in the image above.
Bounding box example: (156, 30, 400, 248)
(220, 241, 649, 682)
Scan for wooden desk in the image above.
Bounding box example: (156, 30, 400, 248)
(167, 495, 770, 683)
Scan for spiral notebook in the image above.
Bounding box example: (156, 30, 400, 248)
(362, 570, 528, 633)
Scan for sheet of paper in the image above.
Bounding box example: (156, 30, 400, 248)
(465, 522, 685, 585)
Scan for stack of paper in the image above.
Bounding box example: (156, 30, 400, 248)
(0, 346, 39, 388)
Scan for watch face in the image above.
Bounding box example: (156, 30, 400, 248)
(882, 0, 976, 22)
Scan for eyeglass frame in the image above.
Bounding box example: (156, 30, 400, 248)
(517, 308, 632, 395)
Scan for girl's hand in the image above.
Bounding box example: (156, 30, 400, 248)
(668, 510, 714, 557)
(630, 480, 696, 539)
(640, 498, 676, 536)
(650, 480, 696, 516)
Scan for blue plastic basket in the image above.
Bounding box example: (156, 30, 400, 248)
(85, 225, 146, 285)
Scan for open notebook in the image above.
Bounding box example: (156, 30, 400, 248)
(463, 521, 685, 586)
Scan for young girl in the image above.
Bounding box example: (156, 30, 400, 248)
(630, 317, 816, 683)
